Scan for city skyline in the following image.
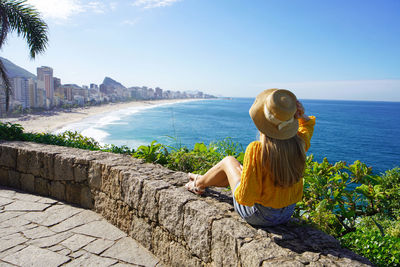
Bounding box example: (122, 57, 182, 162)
(1, 59, 212, 114)
(2, 0, 400, 101)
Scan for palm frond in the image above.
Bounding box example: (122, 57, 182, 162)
(0, 0, 48, 111)
(1, 0, 48, 58)
(0, 4, 10, 48)
(0, 58, 12, 112)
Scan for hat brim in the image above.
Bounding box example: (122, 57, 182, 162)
(249, 89, 299, 140)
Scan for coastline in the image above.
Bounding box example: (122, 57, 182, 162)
(0, 99, 198, 134)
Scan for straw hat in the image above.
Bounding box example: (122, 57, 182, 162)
(249, 89, 298, 140)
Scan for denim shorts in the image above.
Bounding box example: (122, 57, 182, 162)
(233, 183, 295, 227)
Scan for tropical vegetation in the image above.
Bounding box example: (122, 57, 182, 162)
(0, 0, 48, 111)
(0, 121, 399, 266)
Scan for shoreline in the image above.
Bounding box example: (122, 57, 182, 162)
(0, 99, 199, 134)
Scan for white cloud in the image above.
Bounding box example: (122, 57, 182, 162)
(87, 1, 106, 14)
(132, 0, 181, 9)
(27, 0, 84, 20)
(109, 2, 118, 11)
(26, 0, 109, 21)
(122, 18, 140, 26)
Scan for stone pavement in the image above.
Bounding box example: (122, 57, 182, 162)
(0, 186, 163, 267)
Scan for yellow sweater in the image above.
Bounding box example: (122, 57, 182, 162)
(234, 116, 316, 209)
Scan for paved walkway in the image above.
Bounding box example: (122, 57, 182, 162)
(0, 186, 163, 267)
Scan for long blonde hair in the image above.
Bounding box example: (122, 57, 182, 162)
(260, 132, 306, 187)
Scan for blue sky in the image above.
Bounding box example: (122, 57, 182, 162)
(2, 0, 400, 100)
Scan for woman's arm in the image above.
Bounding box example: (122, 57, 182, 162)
(295, 101, 315, 151)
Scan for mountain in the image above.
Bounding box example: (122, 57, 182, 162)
(102, 77, 126, 88)
(0, 57, 36, 79)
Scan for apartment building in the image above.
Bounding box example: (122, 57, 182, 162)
(37, 66, 54, 105)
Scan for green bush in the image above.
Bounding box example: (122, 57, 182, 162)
(380, 168, 400, 217)
(295, 156, 393, 237)
(0, 122, 25, 140)
(211, 137, 245, 162)
(23, 131, 102, 151)
(102, 144, 135, 155)
(166, 138, 244, 174)
(340, 228, 400, 267)
(166, 143, 221, 174)
(1, 122, 101, 151)
(134, 141, 168, 164)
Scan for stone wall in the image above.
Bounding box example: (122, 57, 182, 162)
(0, 141, 372, 266)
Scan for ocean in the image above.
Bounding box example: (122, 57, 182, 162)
(56, 98, 400, 174)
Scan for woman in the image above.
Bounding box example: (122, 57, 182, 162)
(185, 89, 315, 227)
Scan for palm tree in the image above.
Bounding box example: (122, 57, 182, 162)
(0, 0, 48, 112)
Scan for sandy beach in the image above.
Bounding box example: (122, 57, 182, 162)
(0, 99, 191, 133)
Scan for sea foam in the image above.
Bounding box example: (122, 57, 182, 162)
(53, 100, 197, 145)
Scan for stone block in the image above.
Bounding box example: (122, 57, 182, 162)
(20, 173, 35, 193)
(151, 226, 202, 267)
(158, 187, 196, 238)
(34, 177, 49, 196)
(129, 217, 153, 250)
(120, 171, 145, 210)
(211, 217, 256, 266)
(26, 232, 73, 249)
(88, 161, 102, 190)
(137, 180, 170, 222)
(2, 245, 71, 267)
(38, 151, 56, 180)
(49, 181, 66, 200)
(3, 200, 50, 211)
(261, 258, 305, 267)
(8, 170, 21, 189)
(61, 234, 96, 252)
(0, 146, 17, 168)
(66, 183, 81, 205)
(93, 194, 131, 233)
(101, 166, 122, 200)
(97, 154, 135, 168)
(93, 191, 107, 214)
(83, 238, 115, 255)
(16, 149, 40, 176)
(73, 163, 88, 182)
(72, 220, 126, 241)
(65, 252, 117, 267)
(0, 167, 9, 185)
(80, 186, 93, 209)
(101, 237, 160, 266)
(183, 200, 223, 263)
(54, 154, 74, 181)
(240, 239, 296, 266)
(113, 200, 132, 233)
(73, 152, 97, 165)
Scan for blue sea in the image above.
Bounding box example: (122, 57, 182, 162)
(57, 98, 400, 174)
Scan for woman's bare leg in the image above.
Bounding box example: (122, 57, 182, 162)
(189, 156, 242, 194)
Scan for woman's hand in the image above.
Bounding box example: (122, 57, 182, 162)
(295, 100, 309, 120)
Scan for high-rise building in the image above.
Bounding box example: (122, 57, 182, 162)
(0, 81, 6, 116)
(28, 78, 36, 108)
(37, 66, 54, 106)
(155, 87, 163, 99)
(53, 77, 61, 91)
(90, 83, 98, 90)
(36, 88, 46, 108)
(12, 77, 30, 109)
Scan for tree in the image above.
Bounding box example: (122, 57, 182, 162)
(0, 0, 48, 111)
